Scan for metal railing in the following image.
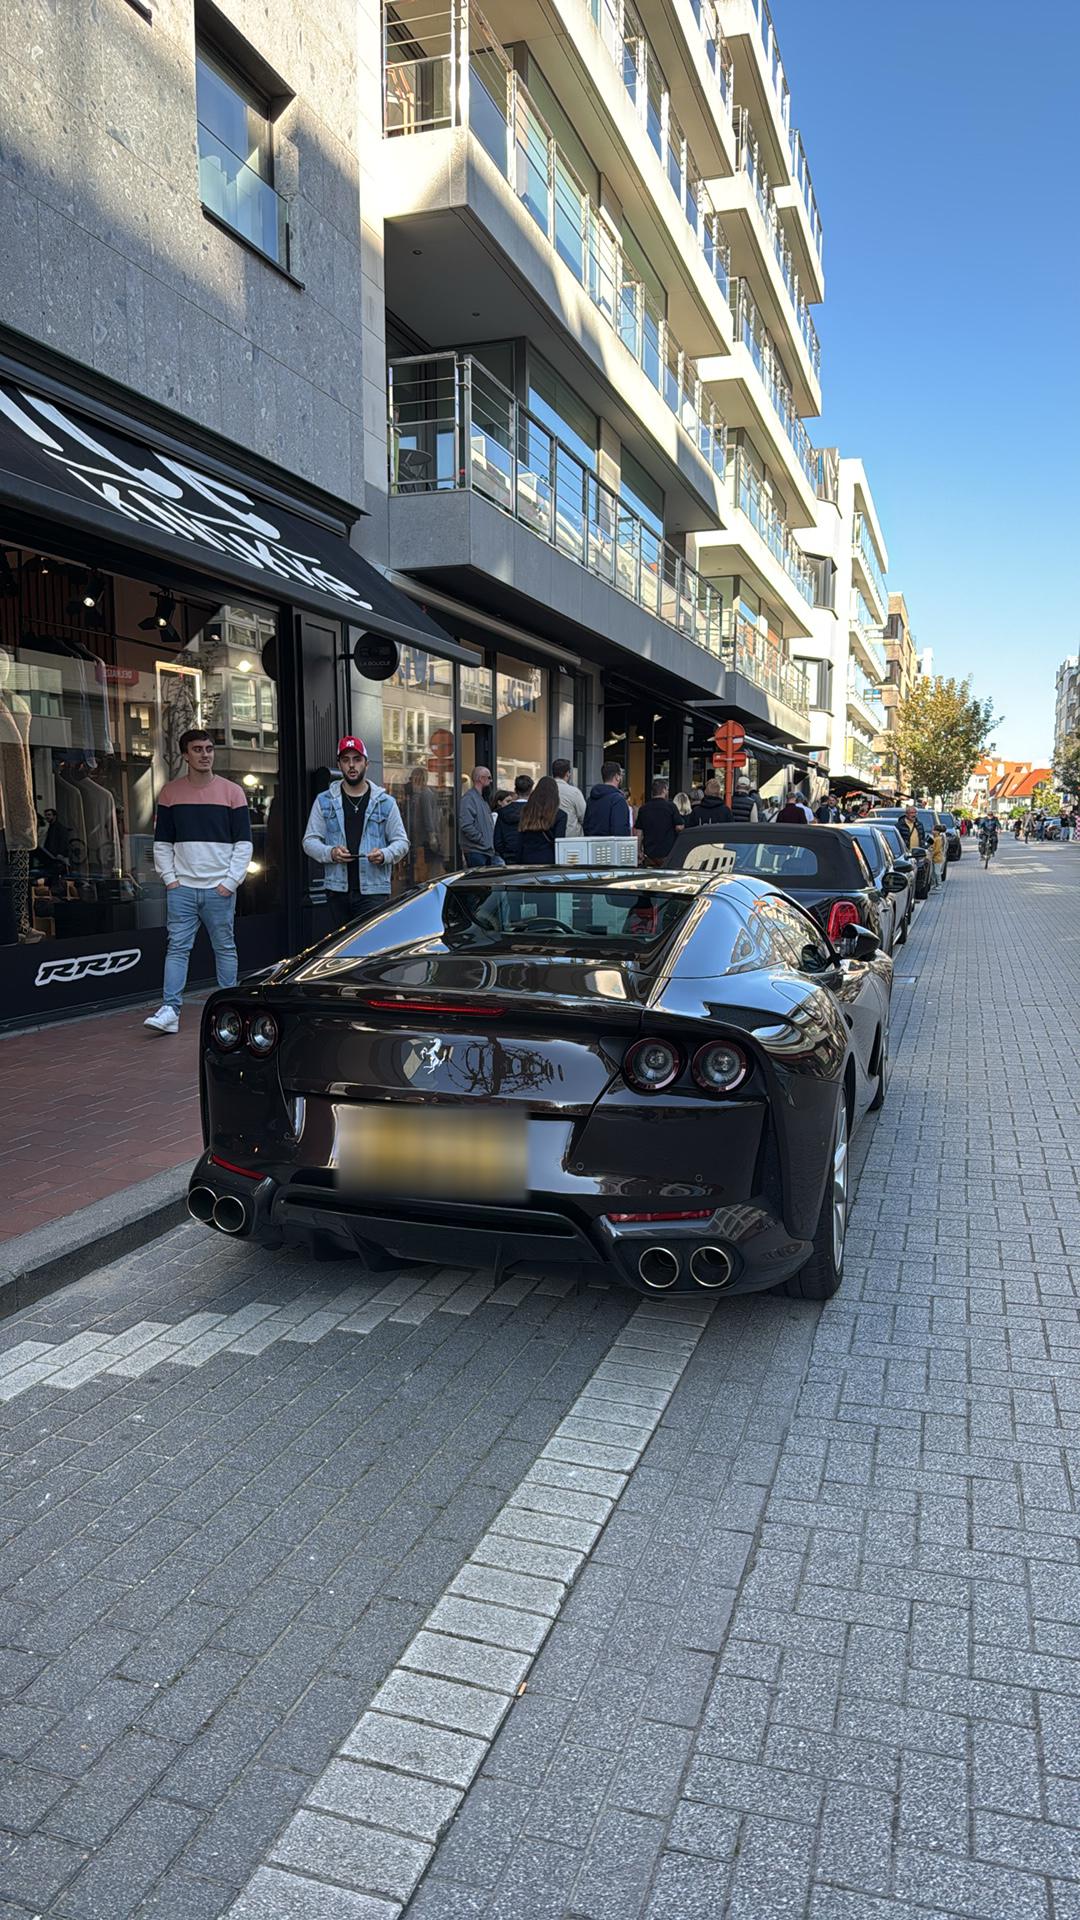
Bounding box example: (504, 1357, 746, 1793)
(587, 0, 732, 291)
(747, 0, 791, 135)
(730, 450, 815, 602)
(726, 616, 809, 716)
(733, 110, 820, 376)
(853, 511, 888, 613)
(384, 0, 732, 312)
(388, 354, 724, 654)
(196, 122, 289, 267)
(685, 0, 735, 111)
(383, 0, 728, 480)
(788, 127, 823, 265)
(730, 280, 815, 488)
(844, 733, 879, 775)
(815, 444, 839, 504)
(847, 673, 883, 734)
(849, 592, 887, 677)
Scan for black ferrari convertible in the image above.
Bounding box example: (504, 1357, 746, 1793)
(187, 869, 892, 1301)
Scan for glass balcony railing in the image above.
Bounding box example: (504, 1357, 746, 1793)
(847, 673, 883, 735)
(788, 127, 823, 266)
(383, 0, 729, 482)
(729, 450, 815, 602)
(196, 122, 289, 268)
(845, 733, 879, 775)
(815, 444, 839, 504)
(747, 0, 791, 136)
(389, 353, 725, 655)
(729, 280, 815, 489)
(685, 0, 735, 112)
(588, 0, 732, 298)
(726, 616, 809, 717)
(849, 591, 887, 677)
(733, 110, 820, 377)
(853, 511, 888, 613)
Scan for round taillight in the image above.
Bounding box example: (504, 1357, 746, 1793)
(247, 1011, 280, 1057)
(210, 1005, 243, 1051)
(624, 1037, 682, 1093)
(692, 1040, 748, 1093)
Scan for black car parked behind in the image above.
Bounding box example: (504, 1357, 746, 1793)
(673, 823, 906, 955)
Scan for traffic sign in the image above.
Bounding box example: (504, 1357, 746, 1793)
(713, 750, 747, 769)
(713, 720, 745, 755)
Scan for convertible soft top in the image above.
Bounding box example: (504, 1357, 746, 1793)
(672, 824, 872, 889)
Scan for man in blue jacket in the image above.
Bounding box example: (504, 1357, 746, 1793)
(583, 761, 632, 836)
(303, 737, 409, 925)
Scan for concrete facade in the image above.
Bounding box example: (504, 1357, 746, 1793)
(1053, 654, 1079, 787)
(794, 454, 890, 792)
(0, 0, 366, 506)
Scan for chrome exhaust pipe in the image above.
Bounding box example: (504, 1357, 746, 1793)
(689, 1245, 734, 1290)
(212, 1193, 249, 1236)
(637, 1246, 680, 1291)
(187, 1186, 218, 1225)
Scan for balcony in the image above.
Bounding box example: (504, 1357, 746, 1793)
(815, 444, 839, 505)
(849, 592, 887, 679)
(389, 354, 724, 654)
(784, 127, 823, 269)
(731, 110, 820, 377)
(728, 279, 815, 490)
(844, 733, 879, 777)
(852, 510, 887, 619)
(383, 1, 730, 485)
(847, 674, 884, 737)
(729, 450, 816, 604)
(728, 615, 809, 717)
(585, 0, 734, 289)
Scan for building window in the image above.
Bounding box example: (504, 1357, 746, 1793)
(620, 448, 664, 541)
(811, 555, 836, 611)
(196, 41, 289, 267)
(793, 656, 832, 710)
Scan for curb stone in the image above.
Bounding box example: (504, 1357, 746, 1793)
(0, 1160, 192, 1321)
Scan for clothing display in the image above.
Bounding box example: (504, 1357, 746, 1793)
(0, 693, 35, 851)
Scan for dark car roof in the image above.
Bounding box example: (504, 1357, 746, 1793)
(672, 824, 871, 889)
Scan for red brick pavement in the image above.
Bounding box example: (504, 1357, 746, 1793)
(0, 1000, 206, 1244)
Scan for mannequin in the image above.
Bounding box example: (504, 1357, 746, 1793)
(0, 646, 36, 944)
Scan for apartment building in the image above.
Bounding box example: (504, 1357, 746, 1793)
(877, 590, 917, 793)
(1053, 654, 1079, 777)
(377, 0, 827, 800)
(793, 454, 889, 799)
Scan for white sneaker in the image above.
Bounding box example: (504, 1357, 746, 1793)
(144, 1005, 179, 1034)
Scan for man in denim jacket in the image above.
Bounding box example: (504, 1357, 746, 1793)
(303, 737, 409, 925)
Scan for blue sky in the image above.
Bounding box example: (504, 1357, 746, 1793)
(776, 0, 1080, 761)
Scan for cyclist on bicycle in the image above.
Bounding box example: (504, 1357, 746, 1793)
(978, 814, 999, 859)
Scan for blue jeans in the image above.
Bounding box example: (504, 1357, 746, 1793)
(463, 848, 497, 868)
(163, 885, 238, 1010)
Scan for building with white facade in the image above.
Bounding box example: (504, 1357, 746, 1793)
(376, 0, 829, 798)
(793, 455, 889, 799)
(1053, 654, 1079, 780)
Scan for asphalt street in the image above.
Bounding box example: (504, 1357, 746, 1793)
(0, 835, 1078, 1920)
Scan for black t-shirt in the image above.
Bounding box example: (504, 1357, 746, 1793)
(636, 798, 683, 861)
(342, 787, 370, 894)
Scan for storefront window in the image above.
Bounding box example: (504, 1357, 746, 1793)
(496, 655, 548, 787)
(0, 543, 281, 949)
(378, 646, 456, 890)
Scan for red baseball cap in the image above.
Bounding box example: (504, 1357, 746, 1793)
(337, 737, 367, 757)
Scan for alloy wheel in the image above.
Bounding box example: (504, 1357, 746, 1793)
(832, 1100, 850, 1270)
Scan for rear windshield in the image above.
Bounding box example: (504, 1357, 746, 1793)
(442, 883, 696, 953)
(939, 813, 956, 828)
(682, 840, 821, 882)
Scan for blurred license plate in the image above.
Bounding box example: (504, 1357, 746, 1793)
(335, 1105, 527, 1202)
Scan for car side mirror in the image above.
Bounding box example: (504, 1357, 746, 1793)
(841, 924, 879, 962)
(884, 870, 907, 892)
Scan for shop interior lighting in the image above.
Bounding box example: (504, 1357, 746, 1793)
(237, 658, 253, 672)
(139, 589, 181, 645)
(242, 774, 258, 787)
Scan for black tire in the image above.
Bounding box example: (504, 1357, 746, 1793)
(782, 1095, 849, 1302)
(897, 905, 909, 945)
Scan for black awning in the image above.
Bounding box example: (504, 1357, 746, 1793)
(0, 376, 475, 663)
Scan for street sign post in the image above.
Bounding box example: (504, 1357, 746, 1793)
(713, 722, 747, 805)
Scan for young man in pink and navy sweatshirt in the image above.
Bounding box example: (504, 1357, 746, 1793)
(144, 728, 252, 1034)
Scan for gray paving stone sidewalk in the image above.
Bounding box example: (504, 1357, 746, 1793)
(0, 837, 1077, 1918)
(398, 839, 1080, 1920)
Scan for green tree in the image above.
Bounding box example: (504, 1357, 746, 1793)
(1053, 728, 1080, 800)
(893, 676, 1000, 801)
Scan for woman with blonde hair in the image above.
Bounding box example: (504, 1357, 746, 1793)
(672, 791, 693, 819)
